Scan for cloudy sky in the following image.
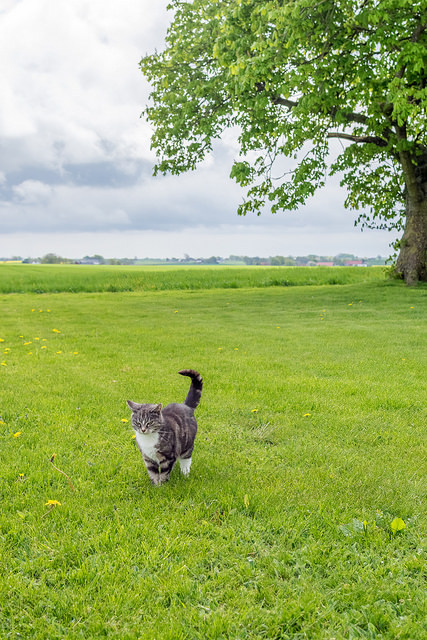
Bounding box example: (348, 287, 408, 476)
(0, 0, 396, 259)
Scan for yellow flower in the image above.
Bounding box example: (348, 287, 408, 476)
(121, 418, 129, 423)
(13, 431, 22, 437)
(303, 413, 311, 417)
(41, 346, 47, 350)
(251, 409, 258, 413)
(24, 341, 32, 346)
(1, 362, 6, 366)
(56, 351, 62, 354)
(0, 338, 4, 342)
(52, 329, 61, 333)
(131, 434, 136, 439)
(45, 499, 61, 506)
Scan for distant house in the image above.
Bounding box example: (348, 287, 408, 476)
(316, 262, 334, 267)
(344, 260, 363, 266)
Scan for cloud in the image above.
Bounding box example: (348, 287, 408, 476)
(0, 0, 169, 172)
(0, 1, 397, 257)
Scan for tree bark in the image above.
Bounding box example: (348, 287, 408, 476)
(395, 152, 427, 285)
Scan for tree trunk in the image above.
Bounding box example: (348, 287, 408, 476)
(395, 151, 427, 285)
(395, 197, 427, 285)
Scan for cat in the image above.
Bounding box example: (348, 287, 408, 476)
(126, 369, 203, 486)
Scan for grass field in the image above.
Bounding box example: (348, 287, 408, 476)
(0, 263, 387, 294)
(0, 266, 426, 639)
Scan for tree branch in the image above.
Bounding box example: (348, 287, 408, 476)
(327, 132, 388, 147)
(270, 92, 368, 126)
(271, 96, 299, 109)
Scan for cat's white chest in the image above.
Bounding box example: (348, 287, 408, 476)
(135, 431, 160, 461)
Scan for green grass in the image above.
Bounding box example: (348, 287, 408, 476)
(0, 268, 426, 639)
(0, 263, 387, 293)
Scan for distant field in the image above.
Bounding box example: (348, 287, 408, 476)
(1, 270, 426, 639)
(0, 263, 387, 293)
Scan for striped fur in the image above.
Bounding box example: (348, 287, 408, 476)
(127, 369, 203, 486)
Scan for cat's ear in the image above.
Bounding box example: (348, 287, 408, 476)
(153, 403, 163, 413)
(127, 400, 140, 411)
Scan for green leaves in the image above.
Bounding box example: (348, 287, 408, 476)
(140, 0, 427, 231)
(391, 517, 407, 535)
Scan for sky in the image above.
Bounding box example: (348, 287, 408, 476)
(0, 0, 396, 260)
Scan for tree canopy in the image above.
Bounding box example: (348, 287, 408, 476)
(140, 0, 427, 283)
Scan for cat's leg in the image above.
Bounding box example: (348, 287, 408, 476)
(178, 456, 192, 477)
(144, 457, 175, 486)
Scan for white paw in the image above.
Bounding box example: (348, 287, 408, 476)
(179, 457, 192, 477)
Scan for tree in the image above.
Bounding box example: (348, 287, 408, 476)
(140, 0, 427, 284)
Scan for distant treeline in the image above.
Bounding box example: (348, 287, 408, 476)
(1, 252, 387, 267)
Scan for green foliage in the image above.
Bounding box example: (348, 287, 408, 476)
(0, 267, 426, 637)
(140, 0, 427, 230)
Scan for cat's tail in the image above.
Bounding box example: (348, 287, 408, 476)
(178, 369, 203, 409)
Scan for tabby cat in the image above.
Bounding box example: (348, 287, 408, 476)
(126, 369, 203, 485)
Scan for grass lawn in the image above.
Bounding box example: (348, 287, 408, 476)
(0, 267, 426, 639)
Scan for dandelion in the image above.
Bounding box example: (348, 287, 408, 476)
(121, 418, 129, 423)
(303, 413, 311, 417)
(52, 329, 61, 334)
(24, 341, 32, 346)
(131, 434, 136, 439)
(0, 338, 4, 342)
(73, 352, 78, 355)
(41, 346, 47, 350)
(174, 310, 179, 313)
(13, 431, 22, 437)
(251, 409, 258, 413)
(1, 362, 6, 366)
(276, 326, 281, 329)
(56, 351, 62, 354)
(42, 499, 61, 518)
